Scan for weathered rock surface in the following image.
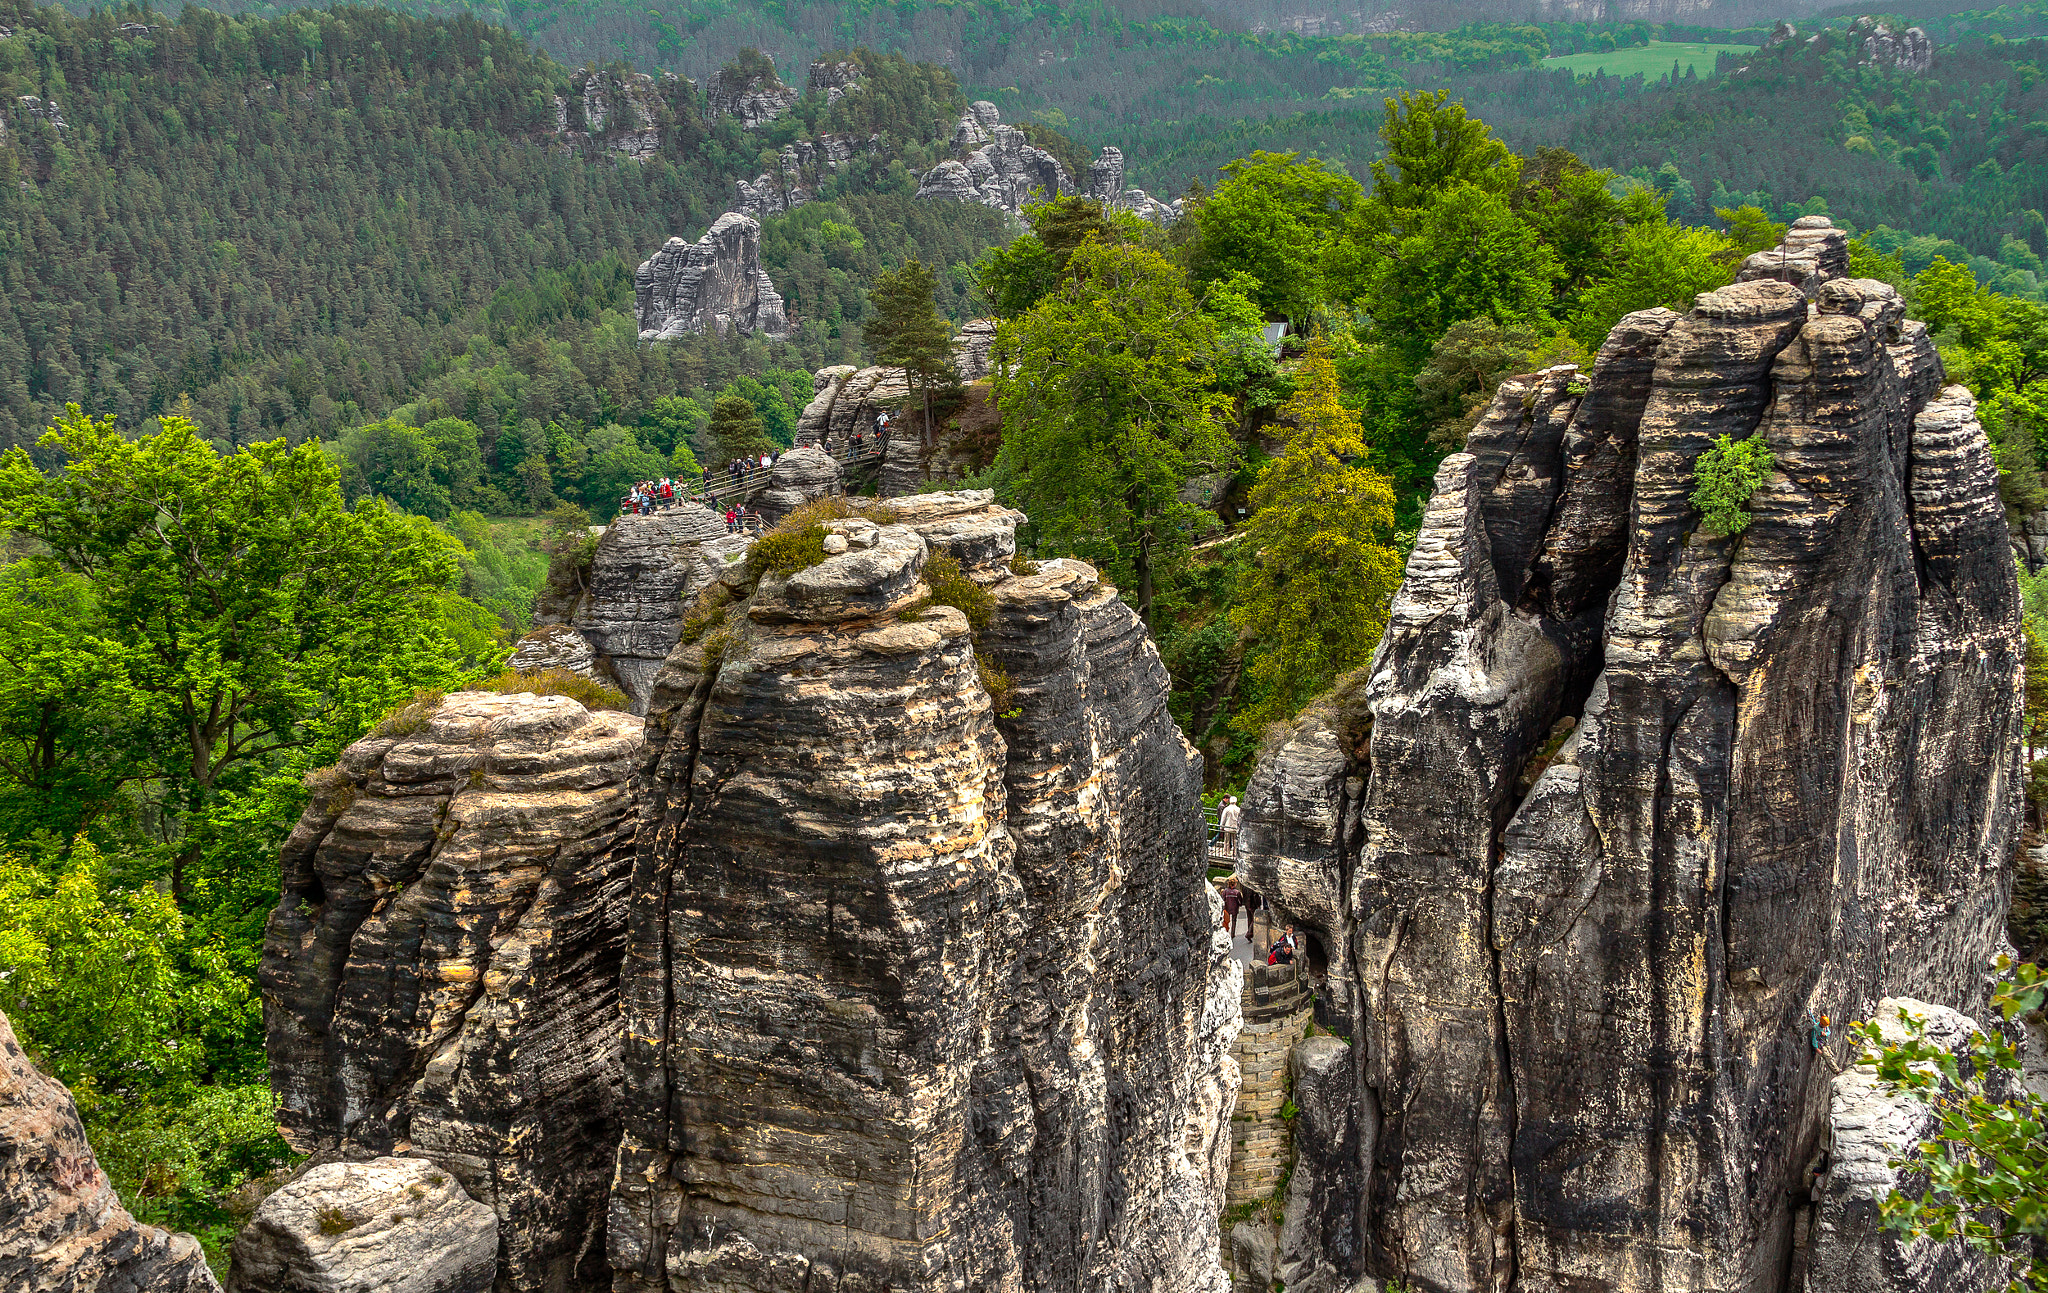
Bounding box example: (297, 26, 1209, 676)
(569, 507, 749, 710)
(260, 692, 646, 1293)
(609, 493, 1239, 1290)
(227, 1157, 498, 1293)
(805, 58, 862, 103)
(0, 1008, 221, 1293)
(552, 68, 672, 161)
(735, 131, 882, 217)
(705, 59, 796, 128)
(505, 622, 602, 680)
(1238, 220, 2021, 1291)
(1804, 999, 2007, 1293)
(916, 102, 1178, 222)
(635, 213, 790, 341)
(751, 443, 842, 525)
(954, 316, 998, 382)
(1737, 213, 1852, 298)
(1849, 16, 1933, 72)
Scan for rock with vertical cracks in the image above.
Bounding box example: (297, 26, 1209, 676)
(610, 495, 1239, 1291)
(227, 1157, 498, 1293)
(260, 692, 644, 1293)
(1239, 219, 2019, 1292)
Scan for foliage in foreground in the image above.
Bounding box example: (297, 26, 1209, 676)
(1858, 959, 2048, 1290)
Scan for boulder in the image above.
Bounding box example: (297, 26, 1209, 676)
(634, 213, 790, 340)
(752, 443, 842, 525)
(1239, 219, 2021, 1291)
(0, 1007, 221, 1292)
(1805, 999, 2008, 1292)
(227, 1157, 497, 1293)
(609, 498, 1239, 1291)
(504, 622, 600, 679)
(259, 692, 645, 1293)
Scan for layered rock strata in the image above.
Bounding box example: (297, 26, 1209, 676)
(0, 1008, 221, 1292)
(227, 1157, 499, 1293)
(609, 490, 1242, 1290)
(635, 213, 790, 341)
(260, 692, 646, 1293)
(566, 506, 748, 710)
(1237, 218, 2021, 1292)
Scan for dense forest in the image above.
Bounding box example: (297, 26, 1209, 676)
(0, 1, 1010, 460)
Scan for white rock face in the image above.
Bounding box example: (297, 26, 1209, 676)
(634, 213, 790, 341)
(227, 1157, 499, 1293)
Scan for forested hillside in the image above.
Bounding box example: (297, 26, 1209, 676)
(0, 2, 1007, 457)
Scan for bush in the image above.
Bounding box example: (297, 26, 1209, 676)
(976, 652, 1016, 712)
(373, 689, 445, 738)
(678, 587, 732, 645)
(922, 552, 994, 632)
(1690, 433, 1777, 535)
(750, 524, 829, 577)
(468, 667, 628, 712)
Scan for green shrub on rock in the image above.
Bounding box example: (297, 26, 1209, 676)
(1690, 433, 1777, 535)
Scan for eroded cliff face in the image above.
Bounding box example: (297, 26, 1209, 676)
(261, 693, 646, 1293)
(0, 1009, 221, 1293)
(635, 213, 791, 341)
(1238, 218, 2021, 1292)
(610, 490, 1240, 1291)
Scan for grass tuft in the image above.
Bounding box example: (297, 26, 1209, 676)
(469, 667, 628, 712)
(373, 689, 444, 738)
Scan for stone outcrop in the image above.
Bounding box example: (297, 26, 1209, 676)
(918, 101, 1176, 221)
(1849, 16, 1933, 72)
(260, 692, 646, 1293)
(552, 68, 671, 161)
(798, 324, 1002, 495)
(505, 622, 604, 681)
(634, 213, 791, 341)
(0, 1008, 221, 1292)
(1803, 999, 2008, 1293)
(751, 442, 842, 524)
(227, 1158, 498, 1293)
(609, 489, 1241, 1290)
(735, 131, 883, 217)
(954, 316, 998, 382)
(806, 58, 862, 103)
(1237, 217, 2021, 1291)
(1737, 213, 1854, 298)
(566, 507, 748, 709)
(705, 59, 796, 128)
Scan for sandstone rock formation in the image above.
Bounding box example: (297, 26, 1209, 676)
(705, 59, 796, 128)
(915, 101, 1176, 221)
(565, 507, 748, 709)
(1804, 999, 2007, 1293)
(735, 131, 882, 217)
(798, 324, 1001, 495)
(635, 213, 790, 341)
(954, 316, 998, 382)
(1236, 217, 2021, 1292)
(0, 1008, 221, 1292)
(505, 622, 604, 681)
(751, 442, 842, 525)
(806, 58, 862, 103)
(1849, 16, 1933, 72)
(552, 68, 671, 161)
(227, 1157, 498, 1293)
(260, 692, 646, 1293)
(609, 490, 1241, 1290)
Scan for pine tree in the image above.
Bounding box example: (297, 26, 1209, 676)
(1230, 339, 1406, 735)
(864, 261, 957, 454)
(707, 395, 772, 464)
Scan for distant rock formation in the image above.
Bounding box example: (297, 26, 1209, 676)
(805, 57, 862, 103)
(634, 213, 790, 340)
(705, 58, 796, 128)
(735, 130, 882, 217)
(254, 493, 1243, 1292)
(1235, 217, 2021, 1291)
(1850, 16, 1934, 72)
(0, 1007, 221, 1292)
(227, 1158, 499, 1293)
(260, 692, 646, 1293)
(916, 100, 1178, 221)
(612, 490, 1240, 1289)
(552, 68, 671, 161)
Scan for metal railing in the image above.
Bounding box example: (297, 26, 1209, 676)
(619, 438, 887, 520)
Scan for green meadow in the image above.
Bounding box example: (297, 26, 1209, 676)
(1541, 40, 1755, 79)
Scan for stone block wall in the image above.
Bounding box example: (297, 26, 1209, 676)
(1222, 961, 1313, 1288)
